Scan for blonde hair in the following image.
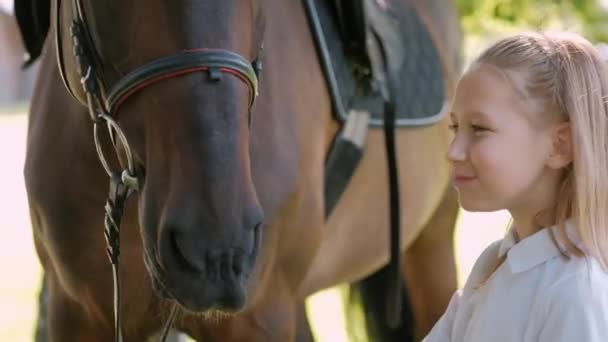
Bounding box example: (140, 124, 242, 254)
(471, 31, 608, 272)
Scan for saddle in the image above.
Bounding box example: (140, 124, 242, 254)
(308, 0, 446, 128)
(332, 0, 368, 66)
(306, 0, 446, 216)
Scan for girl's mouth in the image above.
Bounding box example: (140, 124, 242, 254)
(454, 175, 477, 186)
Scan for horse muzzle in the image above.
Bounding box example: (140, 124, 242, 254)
(150, 215, 263, 312)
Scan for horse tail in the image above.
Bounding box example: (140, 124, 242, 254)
(345, 269, 416, 342)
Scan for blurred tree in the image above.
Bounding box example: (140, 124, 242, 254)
(453, 0, 608, 62)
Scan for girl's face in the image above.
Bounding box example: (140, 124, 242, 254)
(447, 64, 555, 213)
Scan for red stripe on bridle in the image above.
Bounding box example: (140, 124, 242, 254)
(111, 65, 256, 113)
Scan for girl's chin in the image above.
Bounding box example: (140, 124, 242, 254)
(457, 194, 503, 212)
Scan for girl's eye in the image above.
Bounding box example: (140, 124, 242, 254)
(472, 125, 489, 133)
(448, 123, 490, 134)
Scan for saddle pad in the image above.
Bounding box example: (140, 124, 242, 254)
(312, 0, 446, 127)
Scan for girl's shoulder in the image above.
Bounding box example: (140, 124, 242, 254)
(545, 254, 608, 296)
(534, 256, 608, 340)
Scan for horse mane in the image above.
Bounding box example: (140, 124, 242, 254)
(15, 0, 51, 67)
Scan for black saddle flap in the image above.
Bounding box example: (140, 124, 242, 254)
(333, 0, 367, 64)
(311, 0, 446, 127)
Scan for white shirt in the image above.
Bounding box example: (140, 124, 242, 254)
(423, 222, 608, 342)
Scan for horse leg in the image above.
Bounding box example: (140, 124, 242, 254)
(401, 185, 459, 340)
(348, 184, 459, 342)
(35, 275, 49, 342)
(295, 301, 315, 342)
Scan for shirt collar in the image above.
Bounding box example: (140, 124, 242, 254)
(497, 218, 581, 274)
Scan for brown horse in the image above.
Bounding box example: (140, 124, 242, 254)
(22, 0, 461, 340)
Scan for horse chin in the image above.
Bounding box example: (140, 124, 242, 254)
(147, 254, 251, 313)
(199, 309, 238, 321)
(173, 277, 249, 314)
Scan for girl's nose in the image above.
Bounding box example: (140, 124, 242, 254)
(446, 134, 467, 162)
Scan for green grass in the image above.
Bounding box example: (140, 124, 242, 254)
(0, 109, 511, 341)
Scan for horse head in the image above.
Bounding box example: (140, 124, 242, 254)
(55, 0, 267, 313)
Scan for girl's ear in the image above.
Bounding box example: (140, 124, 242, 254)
(546, 121, 573, 169)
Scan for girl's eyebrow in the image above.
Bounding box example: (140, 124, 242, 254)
(470, 111, 491, 120)
(450, 111, 491, 121)
(449, 111, 458, 121)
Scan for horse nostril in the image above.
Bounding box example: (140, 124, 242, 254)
(162, 226, 206, 274)
(232, 252, 244, 276)
(158, 215, 260, 281)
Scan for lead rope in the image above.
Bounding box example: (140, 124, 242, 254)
(71, 20, 183, 342)
(104, 172, 131, 342)
(70, 18, 165, 342)
(71, 18, 124, 342)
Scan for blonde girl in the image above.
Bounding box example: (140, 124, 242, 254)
(423, 31, 608, 341)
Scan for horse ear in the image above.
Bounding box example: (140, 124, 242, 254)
(14, 0, 51, 68)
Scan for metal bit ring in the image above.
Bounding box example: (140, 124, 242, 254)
(93, 113, 136, 180)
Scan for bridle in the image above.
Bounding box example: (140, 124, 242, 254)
(54, 0, 262, 340)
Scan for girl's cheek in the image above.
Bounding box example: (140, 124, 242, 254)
(469, 143, 493, 171)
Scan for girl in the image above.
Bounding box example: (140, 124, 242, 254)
(423, 31, 608, 341)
